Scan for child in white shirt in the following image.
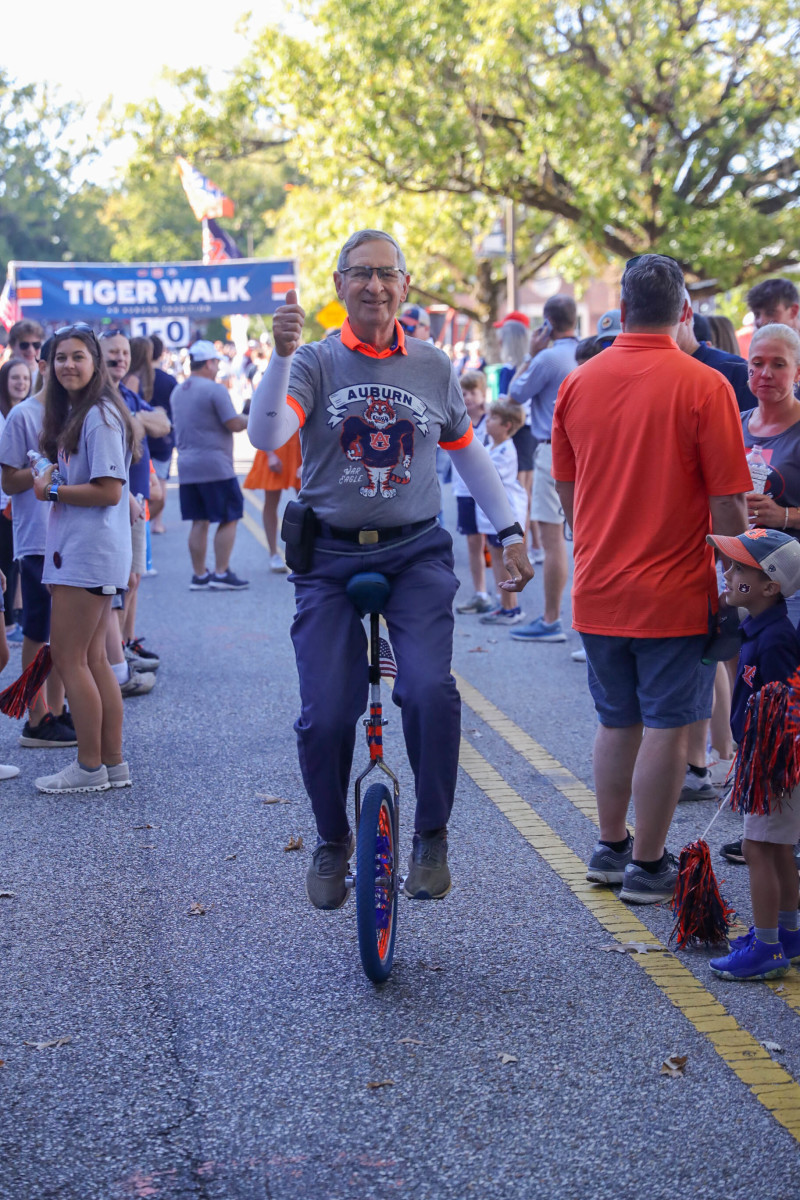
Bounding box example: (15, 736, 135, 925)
(476, 401, 528, 626)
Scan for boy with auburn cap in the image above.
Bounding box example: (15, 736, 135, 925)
(707, 528, 800, 981)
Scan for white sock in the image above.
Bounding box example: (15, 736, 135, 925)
(111, 661, 130, 685)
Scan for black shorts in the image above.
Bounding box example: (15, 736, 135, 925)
(84, 586, 125, 597)
(19, 554, 49, 641)
(512, 423, 536, 472)
(456, 495, 480, 536)
(179, 478, 244, 524)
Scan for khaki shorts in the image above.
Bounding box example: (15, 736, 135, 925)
(530, 442, 564, 524)
(131, 517, 147, 576)
(744, 785, 800, 845)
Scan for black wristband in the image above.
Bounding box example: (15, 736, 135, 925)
(497, 522, 524, 542)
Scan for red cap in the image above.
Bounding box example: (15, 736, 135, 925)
(494, 311, 530, 329)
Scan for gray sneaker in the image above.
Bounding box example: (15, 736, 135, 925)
(619, 853, 679, 905)
(679, 767, 717, 802)
(120, 670, 156, 697)
(586, 835, 632, 884)
(305, 831, 356, 910)
(456, 592, 495, 614)
(35, 760, 110, 795)
(105, 761, 132, 789)
(403, 830, 451, 899)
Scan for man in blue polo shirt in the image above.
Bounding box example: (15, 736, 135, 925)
(676, 296, 752, 413)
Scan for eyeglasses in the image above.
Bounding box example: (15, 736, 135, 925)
(15, 341, 41, 352)
(99, 328, 127, 339)
(339, 266, 406, 283)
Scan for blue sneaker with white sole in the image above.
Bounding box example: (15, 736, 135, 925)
(728, 925, 800, 963)
(710, 936, 789, 981)
(510, 616, 566, 643)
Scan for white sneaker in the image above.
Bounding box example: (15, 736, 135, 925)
(0, 763, 20, 780)
(707, 755, 735, 787)
(679, 766, 717, 802)
(105, 761, 132, 788)
(269, 553, 289, 574)
(571, 647, 587, 663)
(35, 761, 110, 794)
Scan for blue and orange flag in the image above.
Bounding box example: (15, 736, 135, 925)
(202, 219, 242, 264)
(176, 157, 235, 221)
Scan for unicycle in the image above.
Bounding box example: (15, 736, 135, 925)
(344, 572, 400, 984)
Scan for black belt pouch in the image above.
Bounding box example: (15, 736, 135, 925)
(281, 500, 317, 574)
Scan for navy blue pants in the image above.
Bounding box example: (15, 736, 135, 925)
(290, 524, 461, 843)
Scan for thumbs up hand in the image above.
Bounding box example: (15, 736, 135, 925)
(272, 287, 305, 357)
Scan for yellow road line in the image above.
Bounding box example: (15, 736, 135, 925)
(242, 509, 267, 549)
(458, 737, 800, 1139)
(454, 672, 599, 823)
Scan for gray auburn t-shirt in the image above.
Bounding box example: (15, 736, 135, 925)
(0, 396, 47, 558)
(42, 401, 132, 588)
(287, 331, 471, 526)
(171, 375, 238, 484)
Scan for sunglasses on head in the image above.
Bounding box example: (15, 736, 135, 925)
(55, 322, 97, 336)
(15, 340, 41, 352)
(99, 328, 128, 339)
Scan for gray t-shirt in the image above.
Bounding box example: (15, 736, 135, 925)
(171, 376, 238, 484)
(508, 337, 579, 441)
(288, 328, 471, 525)
(43, 402, 132, 588)
(0, 396, 47, 558)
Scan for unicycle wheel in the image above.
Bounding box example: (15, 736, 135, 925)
(356, 783, 398, 983)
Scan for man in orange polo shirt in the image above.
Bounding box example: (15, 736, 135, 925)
(552, 254, 751, 904)
(249, 229, 533, 910)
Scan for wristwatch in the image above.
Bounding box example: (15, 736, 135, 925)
(47, 482, 60, 502)
(497, 522, 524, 542)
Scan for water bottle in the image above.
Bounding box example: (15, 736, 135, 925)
(746, 444, 770, 494)
(27, 450, 64, 487)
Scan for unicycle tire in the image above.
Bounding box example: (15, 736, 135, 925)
(356, 783, 398, 983)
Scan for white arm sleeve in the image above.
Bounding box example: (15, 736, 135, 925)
(447, 438, 522, 542)
(247, 352, 300, 451)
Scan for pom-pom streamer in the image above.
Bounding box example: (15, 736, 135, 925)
(729, 681, 800, 815)
(0, 644, 52, 718)
(670, 838, 735, 949)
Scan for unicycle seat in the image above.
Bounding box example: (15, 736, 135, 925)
(346, 572, 391, 616)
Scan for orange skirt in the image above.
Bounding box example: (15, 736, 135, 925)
(244, 433, 301, 492)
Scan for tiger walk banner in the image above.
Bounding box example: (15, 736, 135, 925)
(2, 259, 297, 325)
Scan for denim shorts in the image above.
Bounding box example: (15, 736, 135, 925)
(19, 554, 49, 642)
(581, 632, 716, 729)
(456, 495, 479, 536)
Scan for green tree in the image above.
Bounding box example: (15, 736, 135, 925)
(102, 66, 292, 263)
(248, 0, 800, 289)
(0, 72, 112, 272)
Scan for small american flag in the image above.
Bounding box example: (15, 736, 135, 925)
(0, 276, 20, 330)
(379, 637, 397, 679)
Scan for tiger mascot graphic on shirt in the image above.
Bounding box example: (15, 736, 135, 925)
(340, 396, 415, 499)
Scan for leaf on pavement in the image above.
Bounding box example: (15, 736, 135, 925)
(225, 854, 237, 861)
(258, 794, 291, 804)
(25, 1037, 72, 1050)
(187, 901, 207, 916)
(498, 1053, 518, 1065)
(468, 646, 488, 653)
(399, 1038, 423, 1046)
(366, 1080, 394, 1089)
(775, 985, 785, 993)
(660, 1054, 688, 1077)
(132, 824, 157, 830)
(0, 891, 16, 899)
(761, 1041, 784, 1053)
(284, 835, 304, 852)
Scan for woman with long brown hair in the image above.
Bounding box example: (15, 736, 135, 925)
(32, 324, 138, 794)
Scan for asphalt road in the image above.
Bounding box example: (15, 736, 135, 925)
(2, 468, 800, 1199)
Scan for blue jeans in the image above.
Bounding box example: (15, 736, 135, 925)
(290, 524, 460, 842)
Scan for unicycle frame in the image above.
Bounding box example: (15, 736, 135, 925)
(354, 609, 400, 874)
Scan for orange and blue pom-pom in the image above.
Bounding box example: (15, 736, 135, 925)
(670, 838, 735, 950)
(0, 644, 52, 718)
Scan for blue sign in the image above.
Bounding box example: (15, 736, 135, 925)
(8, 258, 297, 321)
